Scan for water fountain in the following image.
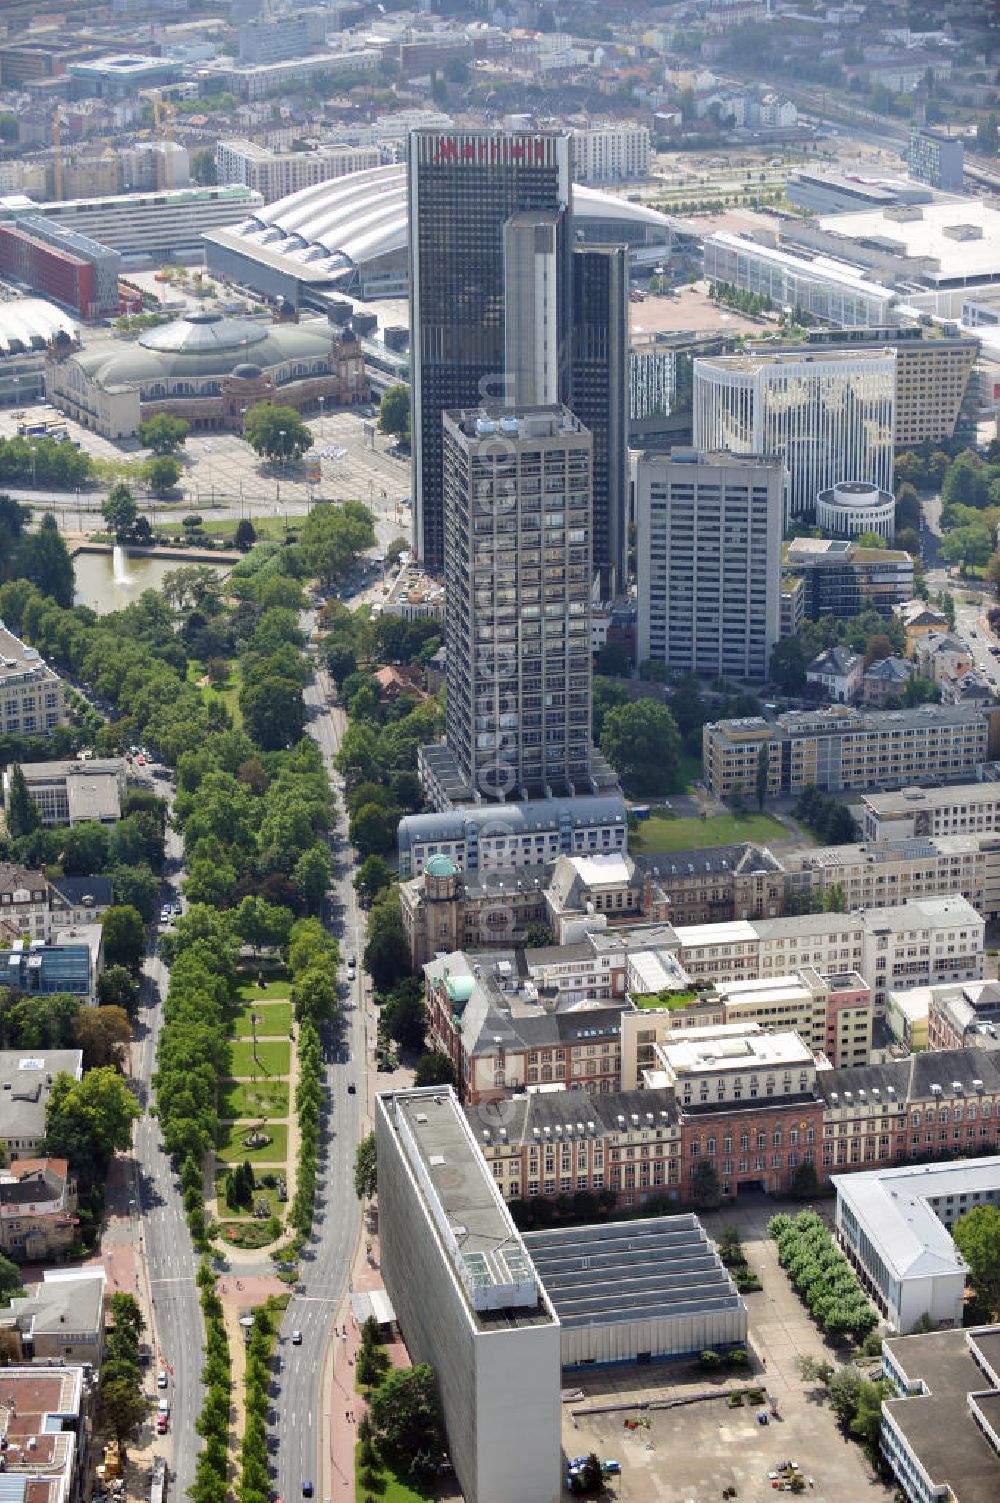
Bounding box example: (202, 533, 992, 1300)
(112, 544, 131, 586)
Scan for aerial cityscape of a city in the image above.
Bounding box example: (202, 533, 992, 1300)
(0, 1, 998, 1502)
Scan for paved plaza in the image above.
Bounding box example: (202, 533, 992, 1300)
(560, 1201, 894, 1503)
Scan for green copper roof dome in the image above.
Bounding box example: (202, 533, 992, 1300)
(444, 974, 475, 1005)
(425, 853, 457, 878)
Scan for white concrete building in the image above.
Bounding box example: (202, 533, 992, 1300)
(376, 1088, 561, 1503)
(636, 448, 783, 682)
(642, 1023, 817, 1101)
(216, 140, 380, 202)
(833, 1157, 1000, 1332)
(571, 125, 651, 183)
(862, 783, 1000, 843)
(703, 232, 898, 329)
(2, 185, 263, 262)
(693, 348, 896, 518)
(816, 480, 896, 544)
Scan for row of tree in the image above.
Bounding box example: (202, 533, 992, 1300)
(189, 1261, 232, 1503)
(98, 1292, 149, 1464)
(238, 1304, 273, 1503)
(768, 1210, 877, 1344)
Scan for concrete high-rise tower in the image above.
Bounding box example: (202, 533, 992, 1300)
(408, 128, 572, 571)
(571, 244, 629, 596)
(439, 404, 593, 804)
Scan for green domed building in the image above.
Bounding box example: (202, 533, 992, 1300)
(46, 308, 368, 438)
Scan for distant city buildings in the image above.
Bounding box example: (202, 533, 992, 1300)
(636, 448, 783, 681)
(908, 126, 965, 192)
(216, 140, 380, 202)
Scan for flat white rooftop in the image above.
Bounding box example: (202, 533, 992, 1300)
(834, 1156, 1000, 1281)
(673, 919, 758, 948)
(567, 852, 631, 887)
(659, 1026, 812, 1075)
(818, 199, 1000, 285)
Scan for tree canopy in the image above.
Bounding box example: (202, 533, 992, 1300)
(377, 384, 410, 441)
(599, 698, 682, 794)
(242, 403, 314, 463)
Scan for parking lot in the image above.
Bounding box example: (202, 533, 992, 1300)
(560, 1202, 894, 1503)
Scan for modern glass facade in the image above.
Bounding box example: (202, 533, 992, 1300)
(408, 129, 572, 570)
(571, 245, 629, 596)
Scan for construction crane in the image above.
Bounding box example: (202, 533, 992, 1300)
(52, 106, 64, 202)
(150, 95, 177, 192)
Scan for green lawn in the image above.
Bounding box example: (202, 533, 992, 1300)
(219, 1078, 289, 1120)
(158, 515, 290, 543)
(631, 808, 789, 854)
(234, 968, 292, 1002)
(186, 657, 243, 728)
(213, 1172, 286, 1219)
(229, 1001, 292, 1036)
(355, 1446, 431, 1503)
(228, 1039, 290, 1078)
(216, 1121, 288, 1164)
(633, 989, 701, 1011)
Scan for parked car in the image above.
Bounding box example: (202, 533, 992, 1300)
(156, 1415, 168, 1435)
(291, 1331, 302, 1345)
(157, 1370, 168, 1389)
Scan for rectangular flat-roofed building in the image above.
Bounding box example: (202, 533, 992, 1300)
(862, 783, 1000, 843)
(376, 1087, 561, 1503)
(523, 1215, 745, 1368)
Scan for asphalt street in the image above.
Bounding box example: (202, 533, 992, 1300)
(131, 811, 205, 1501)
(269, 659, 368, 1503)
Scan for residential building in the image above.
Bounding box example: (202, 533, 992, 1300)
(409, 128, 572, 570)
(0, 625, 67, 738)
(862, 655, 915, 706)
(636, 449, 783, 681)
(422, 949, 625, 1106)
(702, 704, 1000, 801)
(0, 863, 51, 943)
(782, 538, 914, 621)
(47, 875, 114, 932)
(215, 140, 380, 202)
(693, 349, 896, 519)
(806, 645, 863, 704)
(375, 1088, 561, 1503)
(896, 598, 950, 650)
(0, 1160, 79, 1263)
(782, 835, 987, 920)
(397, 794, 629, 878)
(861, 782, 1000, 843)
(0, 1051, 83, 1161)
(571, 125, 650, 183)
(524, 1216, 745, 1368)
(908, 126, 965, 191)
(835, 1157, 1000, 1332)
(571, 245, 629, 595)
(436, 405, 593, 803)
(6, 758, 127, 827)
(119, 142, 190, 194)
(914, 633, 974, 687)
(881, 1325, 1000, 1503)
(1, 1268, 104, 1362)
(816, 481, 895, 545)
(238, 9, 328, 64)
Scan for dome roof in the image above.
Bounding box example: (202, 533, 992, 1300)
(425, 853, 457, 878)
(231, 362, 263, 379)
(139, 309, 268, 355)
(444, 974, 475, 1005)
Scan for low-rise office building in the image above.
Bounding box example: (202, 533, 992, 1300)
(816, 480, 896, 544)
(703, 704, 1000, 801)
(0, 185, 263, 264)
(4, 932, 101, 1001)
(782, 834, 987, 917)
(0, 1268, 104, 1363)
(782, 537, 915, 620)
(5, 758, 127, 827)
(881, 1325, 1000, 1503)
(376, 1088, 561, 1503)
(925, 979, 1000, 1052)
(862, 782, 1000, 843)
(523, 1216, 746, 1368)
(0, 1365, 87, 1503)
(834, 1157, 1000, 1332)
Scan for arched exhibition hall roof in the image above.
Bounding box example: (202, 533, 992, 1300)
(0, 298, 78, 357)
(221, 163, 673, 285)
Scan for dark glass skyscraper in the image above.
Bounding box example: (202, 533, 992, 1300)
(571, 244, 629, 596)
(408, 128, 572, 571)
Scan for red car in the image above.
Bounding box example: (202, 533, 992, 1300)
(156, 1415, 168, 1435)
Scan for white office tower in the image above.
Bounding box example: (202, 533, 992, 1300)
(692, 349, 895, 519)
(636, 449, 784, 681)
(377, 1088, 561, 1503)
(441, 404, 594, 802)
(504, 209, 562, 407)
